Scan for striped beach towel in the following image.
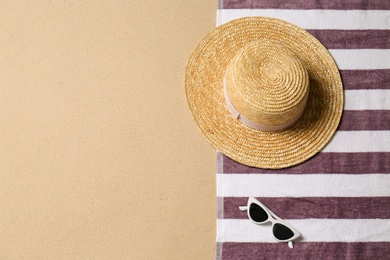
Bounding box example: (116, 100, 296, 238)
(215, 1, 390, 259)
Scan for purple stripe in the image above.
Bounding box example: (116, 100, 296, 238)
(341, 70, 390, 90)
(307, 30, 390, 49)
(218, 242, 390, 260)
(221, 197, 390, 219)
(222, 152, 390, 174)
(220, 0, 390, 10)
(339, 110, 390, 131)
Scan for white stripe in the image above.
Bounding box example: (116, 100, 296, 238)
(324, 131, 390, 153)
(216, 174, 390, 197)
(217, 9, 390, 29)
(330, 50, 390, 70)
(217, 219, 390, 242)
(345, 90, 390, 110)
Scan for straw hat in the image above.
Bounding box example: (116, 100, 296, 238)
(185, 16, 343, 169)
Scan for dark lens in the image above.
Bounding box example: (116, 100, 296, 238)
(249, 203, 268, 222)
(273, 223, 294, 240)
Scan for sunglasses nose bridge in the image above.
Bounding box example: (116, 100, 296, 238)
(268, 218, 277, 225)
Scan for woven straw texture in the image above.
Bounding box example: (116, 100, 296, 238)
(225, 39, 309, 126)
(185, 16, 343, 169)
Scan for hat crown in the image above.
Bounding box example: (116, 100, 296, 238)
(225, 40, 309, 128)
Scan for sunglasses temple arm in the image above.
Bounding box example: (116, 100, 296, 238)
(238, 206, 247, 211)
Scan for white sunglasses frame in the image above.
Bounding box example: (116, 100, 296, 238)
(239, 197, 301, 248)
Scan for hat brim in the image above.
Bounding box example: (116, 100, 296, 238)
(185, 17, 343, 169)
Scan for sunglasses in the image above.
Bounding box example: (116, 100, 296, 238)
(239, 197, 301, 249)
